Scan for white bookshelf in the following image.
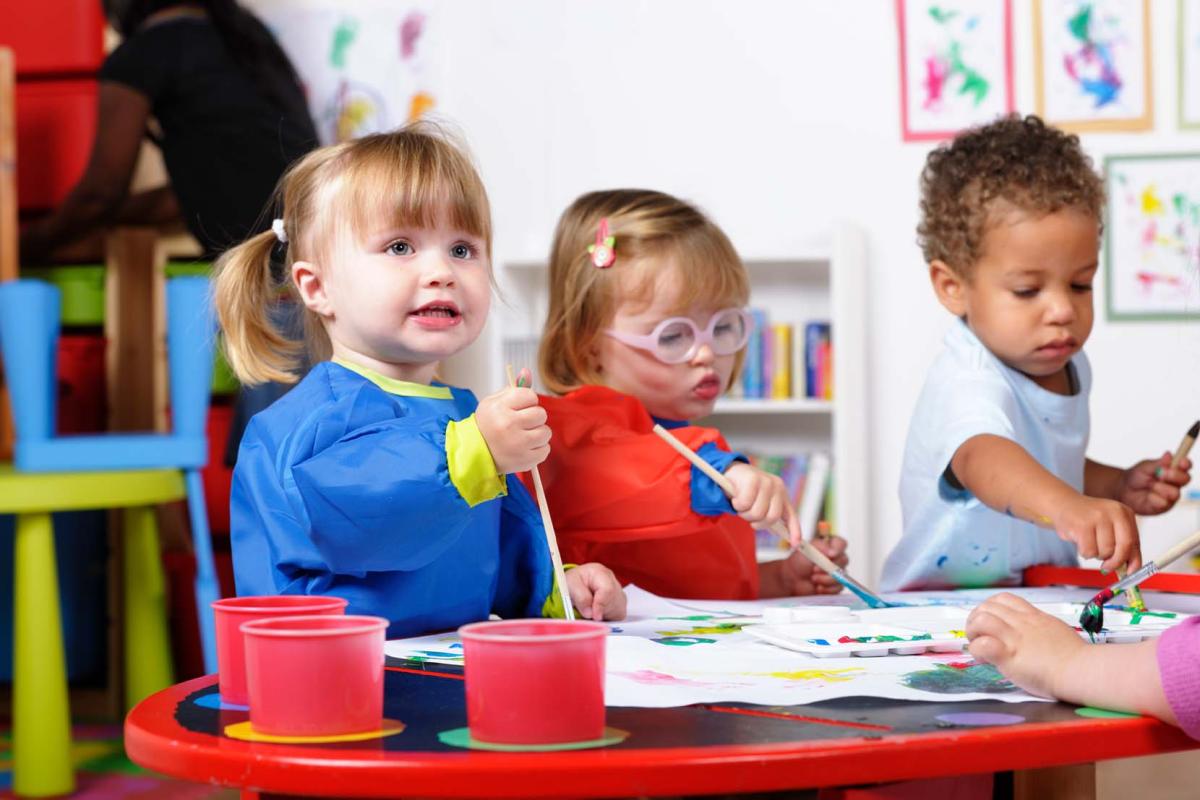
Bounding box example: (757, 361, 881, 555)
(472, 223, 871, 578)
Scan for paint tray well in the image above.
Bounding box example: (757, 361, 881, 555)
(747, 623, 966, 658)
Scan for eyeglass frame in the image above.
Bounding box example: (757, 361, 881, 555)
(602, 307, 754, 365)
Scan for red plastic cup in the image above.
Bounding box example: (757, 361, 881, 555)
(241, 615, 388, 736)
(211, 595, 348, 705)
(459, 619, 607, 744)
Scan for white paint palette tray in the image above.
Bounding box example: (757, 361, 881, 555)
(744, 603, 1190, 656)
(747, 622, 967, 658)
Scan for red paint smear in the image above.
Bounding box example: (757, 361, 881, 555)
(700, 704, 892, 732)
(385, 666, 464, 681)
(1136, 271, 1183, 289)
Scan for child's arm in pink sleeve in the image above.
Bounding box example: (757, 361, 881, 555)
(1158, 617, 1200, 740)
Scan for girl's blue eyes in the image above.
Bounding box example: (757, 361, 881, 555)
(384, 241, 477, 258)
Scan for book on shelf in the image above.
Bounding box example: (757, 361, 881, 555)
(743, 450, 833, 552)
(736, 310, 832, 402)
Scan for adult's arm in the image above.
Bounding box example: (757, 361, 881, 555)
(19, 82, 150, 262)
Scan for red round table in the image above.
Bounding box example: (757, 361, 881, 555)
(124, 662, 1200, 799)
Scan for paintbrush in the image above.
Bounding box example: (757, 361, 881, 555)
(1078, 528, 1200, 636)
(506, 365, 575, 621)
(1121, 421, 1200, 613)
(1171, 420, 1199, 472)
(651, 424, 894, 609)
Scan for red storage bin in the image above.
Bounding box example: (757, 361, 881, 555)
(0, 0, 105, 77)
(203, 404, 234, 535)
(57, 333, 107, 434)
(16, 79, 98, 211)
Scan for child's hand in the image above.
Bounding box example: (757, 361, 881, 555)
(1114, 453, 1192, 516)
(723, 463, 802, 544)
(1051, 494, 1141, 573)
(779, 535, 849, 596)
(475, 386, 550, 474)
(965, 593, 1086, 700)
(564, 563, 627, 621)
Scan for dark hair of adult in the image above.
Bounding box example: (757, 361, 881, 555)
(102, 0, 306, 114)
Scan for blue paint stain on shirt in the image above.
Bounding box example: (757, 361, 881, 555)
(936, 555, 949, 568)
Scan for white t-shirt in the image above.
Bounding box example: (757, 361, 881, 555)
(881, 320, 1086, 592)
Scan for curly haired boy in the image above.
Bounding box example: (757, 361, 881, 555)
(881, 115, 1191, 591)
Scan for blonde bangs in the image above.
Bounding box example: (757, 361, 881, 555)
(319, 126, 493, 258)
(618, 227, 749, 316)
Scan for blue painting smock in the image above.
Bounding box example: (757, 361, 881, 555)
(231, 360, 558, 637)
(881, 320, 1085, 592)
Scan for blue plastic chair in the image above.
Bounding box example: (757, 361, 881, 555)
(0, 276, 220, 668)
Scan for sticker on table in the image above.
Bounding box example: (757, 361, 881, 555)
(437, 726, 629, 752)
(224, 719, 405, 744)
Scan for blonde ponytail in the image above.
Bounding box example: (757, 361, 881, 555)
(213, 230, 304, 385)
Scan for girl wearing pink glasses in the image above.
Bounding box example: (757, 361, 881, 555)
(526, 189, 849, 600)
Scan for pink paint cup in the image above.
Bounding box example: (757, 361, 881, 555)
(241, 614, 388, 736)
(459, 619, 607, 745)
(211, 595, 348, 705)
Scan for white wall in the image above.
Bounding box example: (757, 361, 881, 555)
(419, 0, 1198, 585)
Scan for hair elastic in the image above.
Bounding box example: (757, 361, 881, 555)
(588, 218, 615, 268)
(271, 218, 288, 243)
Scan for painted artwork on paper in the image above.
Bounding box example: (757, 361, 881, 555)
(384, 586, 1192, 709)
(1033, 0, 1152, 132)
(896, 0, 1014, 141)
(243, 1, 437, 143)
(1181, 0, 1200, 130)
(1105, 154, 1200, 321)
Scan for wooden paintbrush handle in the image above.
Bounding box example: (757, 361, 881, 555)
(1154, 529, 1200, 572)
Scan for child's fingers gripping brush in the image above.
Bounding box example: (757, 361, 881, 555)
(1079, 529, 1200, 638)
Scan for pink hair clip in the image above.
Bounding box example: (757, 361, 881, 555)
(587, 218, 616, 268)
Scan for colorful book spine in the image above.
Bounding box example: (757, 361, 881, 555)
(804, 321, 831, 399)
(742, 309, 768, 398)
(769, 323, 792, 399)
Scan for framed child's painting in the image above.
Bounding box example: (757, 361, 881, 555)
(1181, 0, 1200, 130)
(895, 0, 1014, 142)
(1033, 0, 1153, 132)
(1105, 154, 1200, 321)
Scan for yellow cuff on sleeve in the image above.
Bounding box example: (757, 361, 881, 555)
(540, 564, 578, 619)
(445, 414, 507, 507)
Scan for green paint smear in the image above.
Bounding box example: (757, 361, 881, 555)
(901, 663, 1016, 694)
(1075, 706, 1139, 719)
(651, 636, 717, 647)
(656, 623, 745, 637)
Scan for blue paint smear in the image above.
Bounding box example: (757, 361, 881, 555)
(936, 555, 949, 568)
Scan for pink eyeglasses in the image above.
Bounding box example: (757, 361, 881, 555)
(604, 307, 754, 364)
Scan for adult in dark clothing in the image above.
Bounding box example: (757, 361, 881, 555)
(20, 0, 318, 464)
(20, 0, 318, 261)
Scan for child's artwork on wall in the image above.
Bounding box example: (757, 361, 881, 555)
(896, 0, 1015, 141)
(385, 586, 1191, 709)
(1105, 154, 1200, 321)
(1181, 0, 1200, 130)
(1033, 0, 1152, 132)
(244, 0, 436, 144)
